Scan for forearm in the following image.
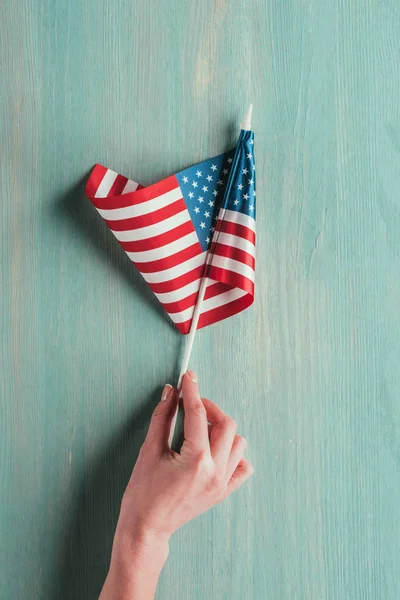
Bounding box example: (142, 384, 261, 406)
(99, 526, 169, 600)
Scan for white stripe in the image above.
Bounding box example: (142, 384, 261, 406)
(209, 254, 255, 282)
(95, 186, 182, 221)
(170, 287, 247, 324)
(222, 209, 256, 233)
(155, 277, 202, 304)
(214, 232, 255, 258)
(122, 179, 139, 194)
(110, 209, 190, 242)
(95, 170, 118, 198)
(126, 232, 199, 263)
(141, 252, 206, 284)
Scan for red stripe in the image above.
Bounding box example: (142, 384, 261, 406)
(134, 243, 202, 274)
(204, 281, 231, 300)
(162, 281, 224, 315)
(85, 164, 108, 198)
(217, 219, 256, 245)
(176, 292, 254, 334)
(108, 174, 129, 196)
(106, 199, 186, 231)
(149, 265, 204, 294)
(207, 265, 254, 295)
(198, 293, 254, 329)
(212, 243, 255, 270)
(119, 220, 195, 253)
(89, 175, 178, 209)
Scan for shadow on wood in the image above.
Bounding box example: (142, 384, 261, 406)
(52, 175, 175, 333)
(52, 389, 160, 600)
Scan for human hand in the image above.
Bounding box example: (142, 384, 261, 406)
(100, 370, 253, 600)
(120, 369, 253, 540)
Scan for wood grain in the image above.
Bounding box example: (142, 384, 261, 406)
(1, 0, 400, 598)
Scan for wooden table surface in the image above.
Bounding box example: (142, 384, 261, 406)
(2, 1, 400, 598)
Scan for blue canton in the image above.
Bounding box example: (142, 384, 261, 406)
(176, 130, 256, 251)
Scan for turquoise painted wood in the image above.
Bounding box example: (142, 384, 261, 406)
(1, 1, 400, 598)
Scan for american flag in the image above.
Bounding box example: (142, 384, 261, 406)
(85, 131, 256, 334)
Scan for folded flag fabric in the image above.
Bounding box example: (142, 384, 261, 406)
(85, 132, 256, 334)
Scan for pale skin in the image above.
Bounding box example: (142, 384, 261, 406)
(99, 370, 254, 600)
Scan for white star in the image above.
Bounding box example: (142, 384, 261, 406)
(198, 196, 204, 203)
(233, 199, 239, 206)
(242, 168, 248, 175)
(248, 178, 254, 185)
(208, 200, 215, 207)
(188, 191, 194, 199)
(182, 176, 189, 183)
(204, 211, 210, 218)
(200, 222, 206, 229)
(252, 164, 256, 171)
(223, 169, 228, 175)
(206, 175, 213, 182)
(211, 226, 215, 232)
(247, 153, 253, 159)
(194, 206, 200, 214)
(237, 183, 244, 191)
(192, 181, 198, 188)
(253, 190, 256, 197)
(243, 193, 249, 200)
(196, 170, 202, 178)
(217, 179, 223, 186)
(206, 236, 210, 244)
(249, 205, 254, 211)
(250, 139, 254, 145)
(202, 185, 208, 192)
(212, 190, 219, 197)
(227, 157, 233, 164)
(211, 164, 217, 171)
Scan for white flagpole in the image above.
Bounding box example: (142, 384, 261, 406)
(168, 105, 253, 447)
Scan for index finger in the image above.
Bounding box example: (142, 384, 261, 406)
(181, 371, 209, 452)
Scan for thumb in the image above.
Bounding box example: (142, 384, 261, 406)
(145, 384, 177, 454)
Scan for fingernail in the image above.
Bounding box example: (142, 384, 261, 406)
(186, 370, 198, 383)
(161, 384, 173, 401)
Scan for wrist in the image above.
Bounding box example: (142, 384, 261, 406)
(101, 525, 169, 600)
(112, 520, 170, 575)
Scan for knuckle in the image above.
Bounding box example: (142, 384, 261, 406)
(151, 404, 166, 420)
(225, 417, 237, 432)
(191, 450, 210, 475)
(206, 470, 225, 495)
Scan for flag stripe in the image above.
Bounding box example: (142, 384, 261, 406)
(212, 243, 255, 270)
(207, 254, 254, 282)
(207, 265, 254, 295)
(160, 280, 226, 315)
(126, 232, 199, 264)
(96, 186, 182, 220)
(149, 265, 205, 294)
(140, 252, 206, 284)
(217, 219, 256, 245)
(197, 292, 254, 330)
(91, 175, 177, 209)
(222, 209, 256, 232)
(109, 174, 129, 196)
(108, 203, 188, 238)
(122, 179, 140, 194)
(120, 220, 194, 252)
(154, 274, 205, 304)
(94, 170, 118, 198)
(170, 286, 248, 324)
(214, 232, 255, 258)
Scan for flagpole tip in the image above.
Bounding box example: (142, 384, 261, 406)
(240, 104, 253, 131)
